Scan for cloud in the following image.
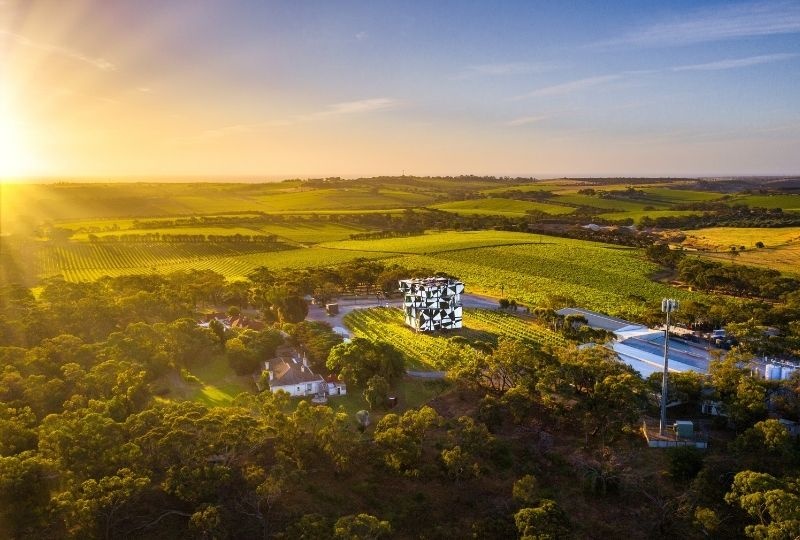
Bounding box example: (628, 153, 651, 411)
(454, 62, 554, 80)
(355, 31, 368, 41)
(506, 115, 548, 127)
(672, 53, 799, 71)
(171, 98, 400, 145)
(606, 1, 800, 47)
(299, 98, 400, 121)
(0, 30, 116, 70)
(515, 75, 620, 99)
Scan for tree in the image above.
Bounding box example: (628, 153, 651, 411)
(514, 499, 570, 540)
(363, 375, 389, 410)
(725, 471, 800, 539)
(440, 445, 478, 482)
(731, 419, 791, 457)
(225, 337, 260, 375)
(666, 446, 704, 480)
(54, 468, 151, 540)
(513, 474, 539, 507)
(189, 504, 228, 540)
(327, 338, 405, 388)
(284, 513, 331, 540)
(0, 454, 55, 535)
(277, 295, 309, 324)
(333, 513, 391, 539)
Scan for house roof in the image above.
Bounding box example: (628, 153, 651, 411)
(270, 357, 323, 386)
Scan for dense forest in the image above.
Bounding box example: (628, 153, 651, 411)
(0, 258, 799, 538)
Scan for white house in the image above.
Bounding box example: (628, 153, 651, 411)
(264, 355, 325, 397)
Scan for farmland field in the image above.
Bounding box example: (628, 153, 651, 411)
(387, 241, 698, 318)
(598, 209, 704, 223)
(727, 194, 800, 212)
(431, 198, 574, 216)
(67, 222, 370, 244)
(320, 230, 546, 254)
(28, 229, 700, 316)
(344, 307, 566, 370)
(682, 227, 800, 274)
(35, 243, 392, 282)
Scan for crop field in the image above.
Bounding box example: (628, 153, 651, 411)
(682, 227, 800, 274)
(0, 182, 431, 229)
(550, 193, 669, 212)
(598, 209, 704, 223)
(35, 243, 392, 282)
(381, 240, 697, 318)
(726, 194, 800, 212)
(321, 230, 546, 254)
(462, 309, 567, 349)
(431, 198, 574, 216)
(469, 184, 728, 221)
(66, 222, 369, 244)
(479, 180, 584, 194)
(344, 307, 566, 370)
(344, 308, 465, 369)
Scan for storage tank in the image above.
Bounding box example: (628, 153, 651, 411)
(781, 366, 796, 380)
(766, 364, 782, 381)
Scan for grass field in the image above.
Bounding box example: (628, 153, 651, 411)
(431, 198, 575, 216)
(727, 194, 800, 212)
(682, 227, 800, 274)
(0, 182, 432, 229)
(321, 230, 546, 254)
(598, 209, 705, 223)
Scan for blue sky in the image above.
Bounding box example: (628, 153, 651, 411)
(1, 0, 799, 177)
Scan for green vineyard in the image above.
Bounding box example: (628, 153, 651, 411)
(35, 243, 393, 282)
(344, 307, 567, 370)
(387, 239, 701, 318)
(463, 309, 567, 349)
(344, 308, 456, 369)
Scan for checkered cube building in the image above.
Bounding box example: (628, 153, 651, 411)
(399, 277, 464, 332)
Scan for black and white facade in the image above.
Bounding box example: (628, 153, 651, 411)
(399, 277, 464, 332)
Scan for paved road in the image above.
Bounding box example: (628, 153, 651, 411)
(305, 293, 500, 334)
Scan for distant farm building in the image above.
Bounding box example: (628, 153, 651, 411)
(399, 277, 464, 332)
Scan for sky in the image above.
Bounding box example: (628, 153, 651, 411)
(1, 0, 799, 179)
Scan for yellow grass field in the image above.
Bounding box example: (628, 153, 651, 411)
(682, 227, 800, 274)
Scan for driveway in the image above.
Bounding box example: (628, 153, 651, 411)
(305, 292, 500, 334)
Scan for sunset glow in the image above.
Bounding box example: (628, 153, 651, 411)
(1, 1, 799, 179)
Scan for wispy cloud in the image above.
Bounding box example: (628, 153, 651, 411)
(506, 115, 549, 127)
(299, 98, 400, 121)
(453, 62, 554, 80)
(170, 98, 400, 145)
(672, 53, 799, 71)
(515, 75, 620, 99)
(0, 30, 116, 70)
(606, 1, 800, 47)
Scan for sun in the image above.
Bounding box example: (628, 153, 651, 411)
(0, 108, 35, 179)
(0, 82, 38, 180)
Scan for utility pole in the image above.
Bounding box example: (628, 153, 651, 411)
(660, 298, 678, 436)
